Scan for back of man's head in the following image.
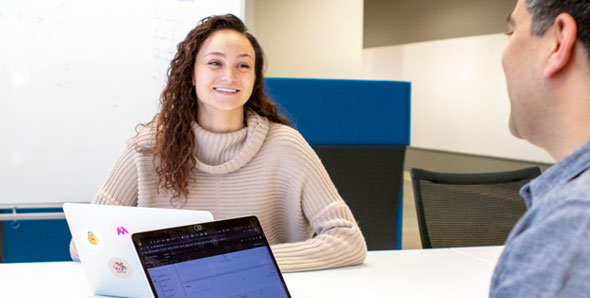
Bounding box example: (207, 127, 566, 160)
(526, 0, 590, 59)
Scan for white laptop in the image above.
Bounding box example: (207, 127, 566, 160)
(63, 203, 214, 298)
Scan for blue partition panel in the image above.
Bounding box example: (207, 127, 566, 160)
(1, 208, 72, 263)
(265, 78, 410, 145)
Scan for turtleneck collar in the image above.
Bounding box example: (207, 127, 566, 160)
(191, 112, 269, 174)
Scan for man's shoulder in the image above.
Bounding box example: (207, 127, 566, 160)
(491, 169, 590, 297)
(563, 168, 590, 198)
(544, 168, 590, 207)
(506, 167, 590, 249)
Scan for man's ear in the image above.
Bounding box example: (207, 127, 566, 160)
(544, 13, 578, 78)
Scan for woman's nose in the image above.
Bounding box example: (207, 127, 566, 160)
(221, 67, 237, 82)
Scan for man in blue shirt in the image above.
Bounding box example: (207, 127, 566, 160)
(490, 0, 590, 297)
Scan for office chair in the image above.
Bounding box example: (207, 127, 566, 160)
(410, 167, 541, 249)
(314, 145, 406, 250)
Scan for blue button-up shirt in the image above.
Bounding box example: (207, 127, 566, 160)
(490, 141, 590, 298)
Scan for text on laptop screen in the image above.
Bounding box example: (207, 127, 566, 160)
(132, 216, 290, 298)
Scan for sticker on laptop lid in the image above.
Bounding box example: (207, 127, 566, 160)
(87, 231, 98, 245)
(110, 222, 135, 243)
(81, 229, 104, 250)
(108, 257, 133, 278)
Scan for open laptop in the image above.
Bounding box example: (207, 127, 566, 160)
(63, 203, 214, 298)
(131, 216, 291, 298)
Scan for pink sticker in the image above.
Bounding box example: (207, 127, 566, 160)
(116, 226, 129, 236)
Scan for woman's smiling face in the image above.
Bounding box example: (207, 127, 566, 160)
(193, 29, 256, 120)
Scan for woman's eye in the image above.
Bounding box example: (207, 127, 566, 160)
(238, 63, 250, 69)
(208, 61, 221, 66)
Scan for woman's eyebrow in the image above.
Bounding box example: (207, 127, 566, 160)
(204, 52, 225, 57)
(204, 52, 253, 60)
(237, 53, 254, 60)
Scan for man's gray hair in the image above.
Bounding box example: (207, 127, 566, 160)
(526, 0, 590, 57)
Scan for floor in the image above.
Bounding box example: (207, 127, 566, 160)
(401, 171, 422, 249)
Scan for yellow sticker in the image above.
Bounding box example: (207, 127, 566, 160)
(81, 229, 104, 250)
(87, 231, 98, 245)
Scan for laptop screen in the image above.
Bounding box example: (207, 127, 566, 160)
(132, 216, 291, 298)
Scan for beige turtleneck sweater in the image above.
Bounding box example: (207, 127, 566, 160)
(71, 112, 367, 272)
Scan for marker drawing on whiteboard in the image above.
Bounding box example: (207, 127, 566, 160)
(111, 95, 121, 109)
(56, 80, 68, 88)
(163, 17, 178, 23)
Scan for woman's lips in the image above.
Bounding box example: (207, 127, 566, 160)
(213, 87, 239, 93)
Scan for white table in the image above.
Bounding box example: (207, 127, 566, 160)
(0, 246, 503, 298)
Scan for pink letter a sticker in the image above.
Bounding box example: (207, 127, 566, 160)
(117, 227, 129, 235)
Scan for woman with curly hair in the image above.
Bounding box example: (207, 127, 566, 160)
(70, 14, 366, 272)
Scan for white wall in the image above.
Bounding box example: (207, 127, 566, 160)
(363, 34, 553, 163)
(251, 1, 553, 163)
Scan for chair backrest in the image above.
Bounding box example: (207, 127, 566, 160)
(265, 78, 411, 250)
(314, 145, 406, 250)
(410, 167, 541, 249)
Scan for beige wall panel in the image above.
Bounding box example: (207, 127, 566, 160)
(252, 0, 364, 79)
(364, 0, 515, 48)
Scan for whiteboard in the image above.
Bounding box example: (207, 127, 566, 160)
(0, 0, 245, 205)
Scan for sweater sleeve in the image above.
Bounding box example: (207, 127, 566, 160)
(269, 135, 367, 272)
(91, 143, 140, 206)
(69, 142, 140, 261)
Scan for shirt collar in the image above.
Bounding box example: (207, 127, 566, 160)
(520, 141, 590, 208)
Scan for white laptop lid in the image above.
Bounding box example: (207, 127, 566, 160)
(63, 203, 214, 298)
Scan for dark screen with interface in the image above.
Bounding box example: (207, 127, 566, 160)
(132, 216, 290, 298)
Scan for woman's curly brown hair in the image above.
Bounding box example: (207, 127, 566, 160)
(142, 14, 289, 201)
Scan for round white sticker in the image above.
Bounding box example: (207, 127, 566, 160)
(108, 257, 133, 278)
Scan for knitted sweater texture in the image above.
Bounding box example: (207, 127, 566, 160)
(71, 112, 367, 272)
